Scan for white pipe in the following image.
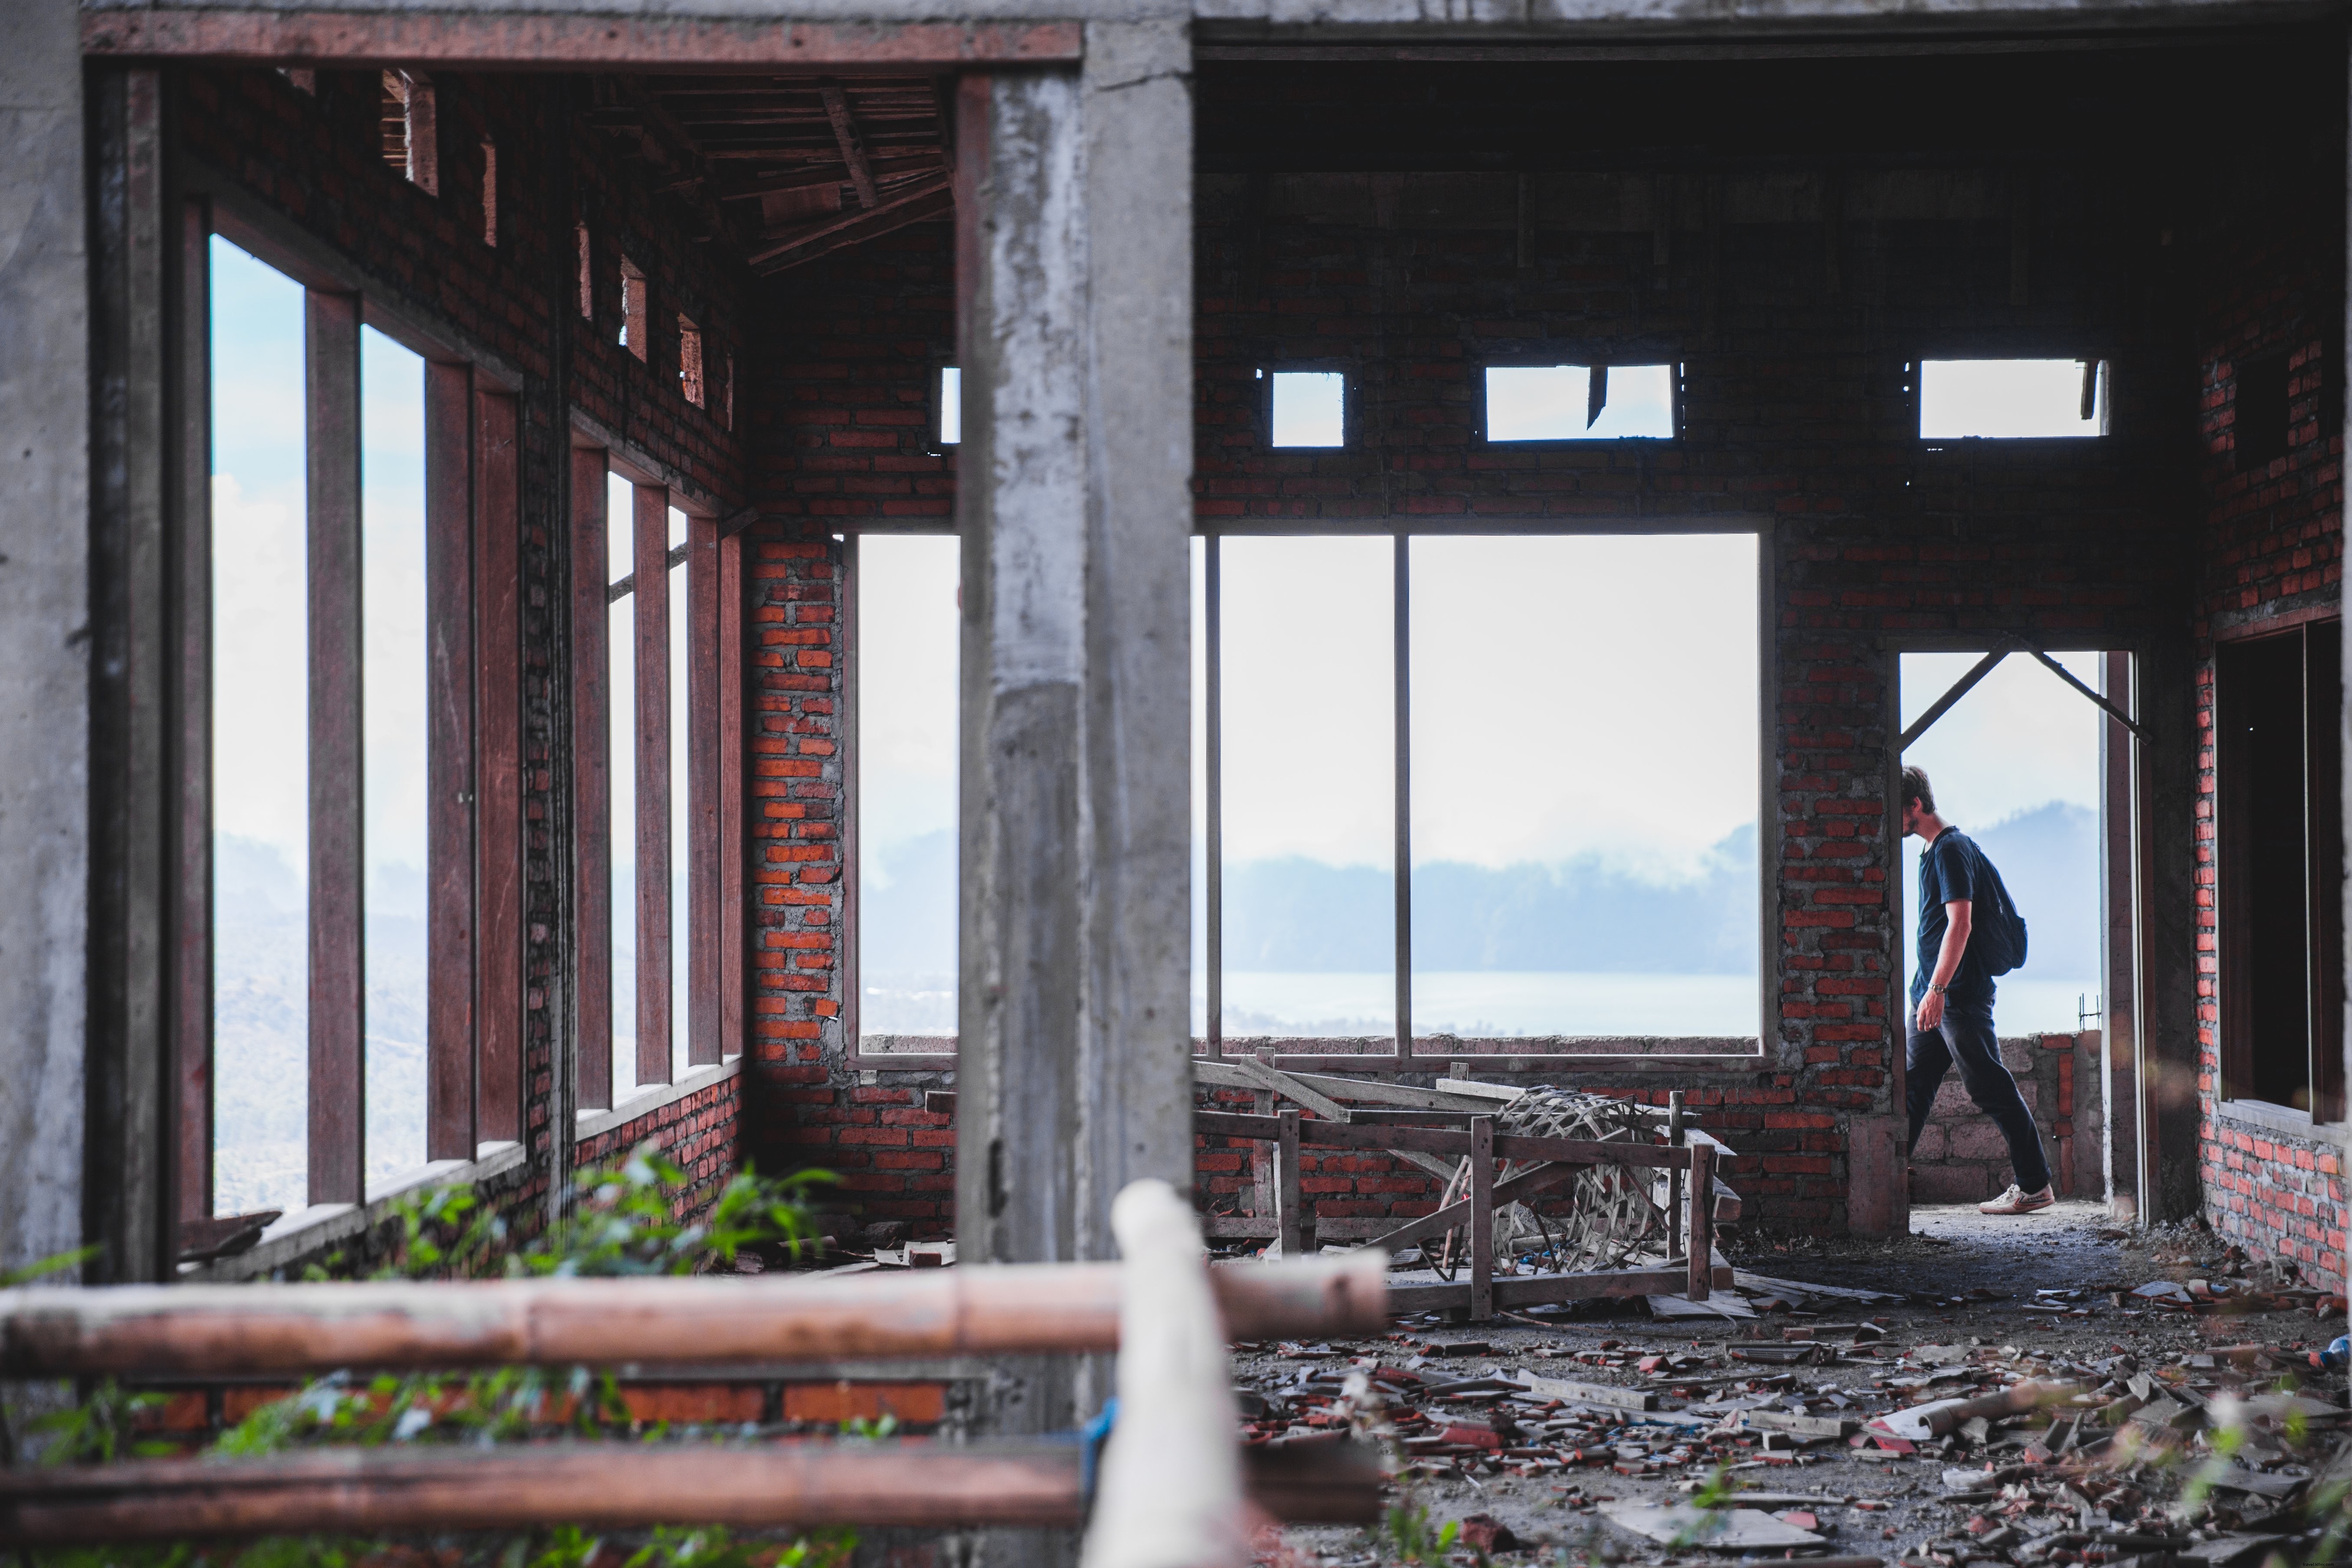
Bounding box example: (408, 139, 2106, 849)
(1080, 1179, 1248, 1568)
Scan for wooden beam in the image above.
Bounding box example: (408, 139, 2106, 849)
(632, 484, 671, 1087)
(171, 195, 215, 1234)
(473, 390, 524, 1138)
(820, 84, 879, 208)
(747, 175, 952, 272)
(0, 1256, 1391, 1377)
(0, 1438, 1381, 1546)
(82, 13, 1086, 69)
(1468, 1116, 1494, 1320)
(424, 361, 476, 1160)
(304, 288, 364, 1205)
(1898, 649, 2006, 752)
(569, 448, 612, 1112)
(1362, 1160, 1576, 1255)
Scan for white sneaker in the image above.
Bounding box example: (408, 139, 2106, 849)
(1979, 1184, 2055, 1215)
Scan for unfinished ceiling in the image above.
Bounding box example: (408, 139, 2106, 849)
(582, 74, 954, 274)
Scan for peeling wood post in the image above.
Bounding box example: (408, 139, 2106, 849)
(171, 190, 215, 1243)
(424, 362, 477, 1160)
(632, 482, 671, 1087)
(1686, 1142, 1715, 1303)
(953, 22, 1195, 1565)
(1277, 1109, 1303, 1259)
(474, 390, 525, 1136)
(1468, 1116, 1494, 1322)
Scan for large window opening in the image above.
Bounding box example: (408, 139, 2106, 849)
(1917, 358, 2108, 439)
(1484, 364, 1677, 442)
(2217, 620, 2344, 1121)
(1898, 651, 2108, 1037)
(1193, 529, 1765, 1056)
(359, 324, 429, 1196)
(852, 534, 960, 1048)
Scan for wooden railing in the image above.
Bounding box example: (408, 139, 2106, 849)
(0, 1181, 1386, 1555)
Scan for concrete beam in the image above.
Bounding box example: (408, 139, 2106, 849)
(0, 0, 92, 1282)
(950, 15, 1194, 1533)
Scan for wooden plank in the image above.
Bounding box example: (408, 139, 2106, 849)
(305, 288, 364, 1205)
(1227, 1057, 1352, 1124)
(1468, 1116, 1493, 1321)
(1362, 1162, 1575, 1255)
(1432, 1077, 1522, 1103)
(171, 194, 215, 1231)
(1197, 1111, 1695, 1172)
(570, 447, 612, 1110)
(1686, 1142, 1714, 1302)
(1387, 1269, 1700, 1313)
(632, 483, 671, 1087)
(473, 390, 523, 1140)
(686, 514, 721, 1066)
(1513, 1371, 1659, 1412)
(423, 361, 476, 1160)
(819, 85, 879, 207)
(1192, 1061, 1496, 1113)
(717, 529, 744, 1062)
(1277, 1109, 1305, 1258)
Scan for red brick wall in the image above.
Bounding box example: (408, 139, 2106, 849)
(739, 225, 957, 1231)
(2188, 141, 2348, 1289)
(576, 1071, 747, 1221)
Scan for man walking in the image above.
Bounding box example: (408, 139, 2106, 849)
(1902, 764, 2055, 1216)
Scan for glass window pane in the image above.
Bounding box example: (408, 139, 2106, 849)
(1409, 534, 1759, 1039)
(1920, 359, 2106, 439)
(608, 474, 638, 1091)
(1270, 372, 1345, 448)
(669, 506, 690, 1079)
(1900, 651, 2103, 1034)
(1220, 536, 1393, 1041)
(210, 236, 310, 1215)
(857, 534, 960, 1044)
(1485, 365, 1676, 442)
(360, 326, 429, 1192)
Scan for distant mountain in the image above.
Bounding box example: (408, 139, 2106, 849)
(1920, 802, 2100, 981)
(866, 805, 2110, 985)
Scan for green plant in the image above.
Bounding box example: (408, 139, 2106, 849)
(1385, 1497, 1461, 1565)
(30, 1380, 175, 1466)
(839, 1414, 897, 1440)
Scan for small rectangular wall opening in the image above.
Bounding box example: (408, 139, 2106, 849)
(378, 71, 437, 195)
(679, 314, 704, 408)
(618, 256, 647, 360)
(575, 223, 592, 320)
(1269, 370, 1345, 448)
(1485, 364, 1677, 441)
(480, 137, 498, 248)
(1918, 358, 2107, 439)
(936, 365, 962, 447)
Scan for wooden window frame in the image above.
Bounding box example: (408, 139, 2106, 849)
(568, 441, 742, 1110)
(846, 517, 1777, 1074)
(171, 192, 522, 1234)
(2215, 610, 2345, 1124)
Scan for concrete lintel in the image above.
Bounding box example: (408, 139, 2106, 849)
(1193, 0, 2326, 42)
(82, 8, 1084, 68)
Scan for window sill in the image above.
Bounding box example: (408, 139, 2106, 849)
(2215, 1097, 2340, 1140)
(575, 1055, 740, 1143)
(182, 1140, 528, 1283)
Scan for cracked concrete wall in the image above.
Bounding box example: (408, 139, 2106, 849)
(0, 0, 90, 1280)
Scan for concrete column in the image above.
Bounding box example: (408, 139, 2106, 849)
(951, 5, 1194, 1494)
(0, 0, 92, 1281)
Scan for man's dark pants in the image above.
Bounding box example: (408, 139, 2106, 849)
(1906, 1002, 2052, 1194)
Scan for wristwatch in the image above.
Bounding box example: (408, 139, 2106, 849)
(1928, 983, 1948, 995)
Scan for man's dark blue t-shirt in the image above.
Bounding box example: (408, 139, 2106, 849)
(1912, 827, 1998, 1014)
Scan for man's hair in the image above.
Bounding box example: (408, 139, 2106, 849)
(1900, 764, 1937, 815)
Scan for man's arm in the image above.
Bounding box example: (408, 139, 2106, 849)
(1916, 899, 1973, 1030)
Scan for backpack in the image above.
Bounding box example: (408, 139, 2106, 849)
(1966, 839, 2031, 977)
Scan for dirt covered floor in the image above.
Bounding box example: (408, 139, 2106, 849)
(1244, 1204, 2352, 1568)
